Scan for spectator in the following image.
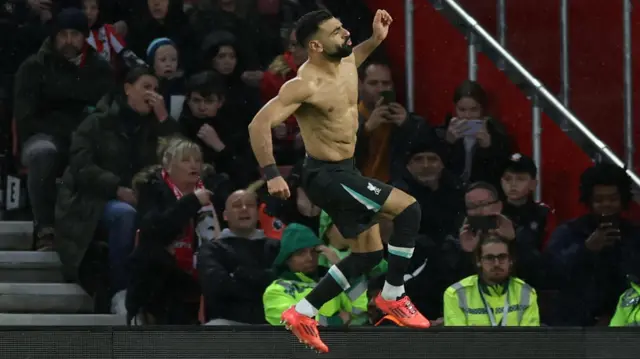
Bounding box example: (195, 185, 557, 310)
(442, 182, 516, 292)
(55, 66, 180, 312)
(259, 162, 321, 239)
(127, 137, 223, 325)
(83, 0, 128, 69)
(263, 223, 358, 326)
(189, 0, 278, 68)
(500, 153, 555, 289)
(609, 278, 640, 326)
(146, 37, 186, 118)
(13, 8, 114, 250)
(546, 163, 640, 326)
(200, 31, 261, 126)
(125, 0, 191, 67)
(459, 182, 516, 252)
(179, 71, 259, 188)
(444, 234, 540, 326)
(501, 153, 555, 249)
(260, 29, 307, 165)
(391, 138, 465, 243)
(355, 59, 429, 183)
(439, 80, 511, 186)
(197, 189, 280, 325)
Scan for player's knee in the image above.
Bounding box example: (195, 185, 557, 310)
(334, 250, 384, 281)
(392, 201, 421, 230)
(351, 250, 384, 273)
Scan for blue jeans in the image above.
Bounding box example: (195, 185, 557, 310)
(102, 200, 137, 292)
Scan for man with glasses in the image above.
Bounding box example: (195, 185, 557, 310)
(443, 234, 540, 326)
(459, 182, 515, 252)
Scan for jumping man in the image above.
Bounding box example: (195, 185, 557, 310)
(248, 9, 430, 353)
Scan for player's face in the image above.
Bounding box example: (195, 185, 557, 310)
(317, 18, 352, 59)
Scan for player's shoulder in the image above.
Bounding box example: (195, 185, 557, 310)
(278, 75, 315, 103)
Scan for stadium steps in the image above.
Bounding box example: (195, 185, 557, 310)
(0, 221, 116, 325)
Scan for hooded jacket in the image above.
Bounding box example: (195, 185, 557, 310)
(197, 228, 279, 323)
(13, 38, 114, 147)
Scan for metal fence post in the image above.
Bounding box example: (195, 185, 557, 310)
(623, 0, 634, 169)
(468, 31, 477, 81)
(405, 0, 415, 112)
(497, 0, 506, 70)
(532, 95, 542, 202)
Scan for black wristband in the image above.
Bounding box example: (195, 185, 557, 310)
(263, 164, 281, 180)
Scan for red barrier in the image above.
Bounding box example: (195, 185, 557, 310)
(364, 0, 592, 221)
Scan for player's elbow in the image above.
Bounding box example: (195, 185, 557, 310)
(248, 115, 269, 137)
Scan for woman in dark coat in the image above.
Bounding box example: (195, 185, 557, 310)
(55, 66, 180, 309)
(127, 137, 230, 324)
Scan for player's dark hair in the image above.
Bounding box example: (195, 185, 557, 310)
(453, 80, 488, 109)
(579, 163, 633, 208)
(294, 9, 334, 49)
(186, 71, 225, 99)
(466, 181, 499, 201)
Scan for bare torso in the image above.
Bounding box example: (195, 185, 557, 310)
(294, 56, 359, 162)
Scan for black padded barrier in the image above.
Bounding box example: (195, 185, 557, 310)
(0, 326, 638, 359)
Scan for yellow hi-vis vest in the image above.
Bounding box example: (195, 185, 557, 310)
(610, 282, 640, 327)
(444, 275, 540, 326)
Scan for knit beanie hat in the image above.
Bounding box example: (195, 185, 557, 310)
(146, 37, 176, 62)
(51, 8, 89, 39)
(273, 223, 322, 268)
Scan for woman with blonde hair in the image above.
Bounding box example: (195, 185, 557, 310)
(126, 136, 229, 324)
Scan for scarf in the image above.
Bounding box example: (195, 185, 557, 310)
(161, 169, 220, 277)
(87, 24, 125, 66)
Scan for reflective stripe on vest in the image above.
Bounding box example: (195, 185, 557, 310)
(451, 279, 532, 325)
(346, 279, 367, 302)
(625, 322, 640, 327)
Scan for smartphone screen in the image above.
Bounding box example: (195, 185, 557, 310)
(380, 90, 396, 105)
(462, 119, 484, 136)
(599, 214, 620, 229)
(467, 215, 498, 233)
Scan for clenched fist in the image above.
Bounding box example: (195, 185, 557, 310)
(267, 176, 290, 199)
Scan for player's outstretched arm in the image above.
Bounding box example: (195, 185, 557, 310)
(248, 78, 313, 169)
(354, 9, 393, 67)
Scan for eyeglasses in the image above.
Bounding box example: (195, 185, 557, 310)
(481, 253, 509, 263)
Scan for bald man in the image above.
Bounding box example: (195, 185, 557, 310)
(197, 190, 279, 325)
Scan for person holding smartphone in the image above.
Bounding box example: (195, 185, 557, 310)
(355, 59, 430, 183)
(545, 163, 640, 326)
(440, 80, 511, 186)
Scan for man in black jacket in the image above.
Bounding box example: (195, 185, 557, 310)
(13, 8, 114, 249)
(198, 190, 280, 325)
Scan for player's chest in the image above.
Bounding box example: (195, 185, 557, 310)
(315, 72, 358, 105)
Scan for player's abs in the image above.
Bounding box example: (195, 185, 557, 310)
(300, 130, 356, 162)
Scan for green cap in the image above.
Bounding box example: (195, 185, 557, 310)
(273, 223, 322, 268)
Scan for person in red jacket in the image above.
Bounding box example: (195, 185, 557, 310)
(259, 29, 308, 165)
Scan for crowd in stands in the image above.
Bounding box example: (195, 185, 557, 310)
(0, 0, 638, 327)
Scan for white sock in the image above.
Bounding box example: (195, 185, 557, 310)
(295, 298, 319, 317)
(381, 281, 405, 300)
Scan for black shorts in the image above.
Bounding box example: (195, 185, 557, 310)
(301, 155, 393, 239)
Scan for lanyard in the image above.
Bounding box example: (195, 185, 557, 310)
(478, 281, 510, 327)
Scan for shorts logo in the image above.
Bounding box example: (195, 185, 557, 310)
(367, 182, 381, 195)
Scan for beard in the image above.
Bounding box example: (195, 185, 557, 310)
(58, 44, 81, 60)
(324, 41, 353, 60)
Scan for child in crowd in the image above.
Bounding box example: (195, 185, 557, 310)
(500, 153, 555, 249)
(147, 37, 186, 118)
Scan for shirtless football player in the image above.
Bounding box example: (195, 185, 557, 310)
(248, 9, 430, 353)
